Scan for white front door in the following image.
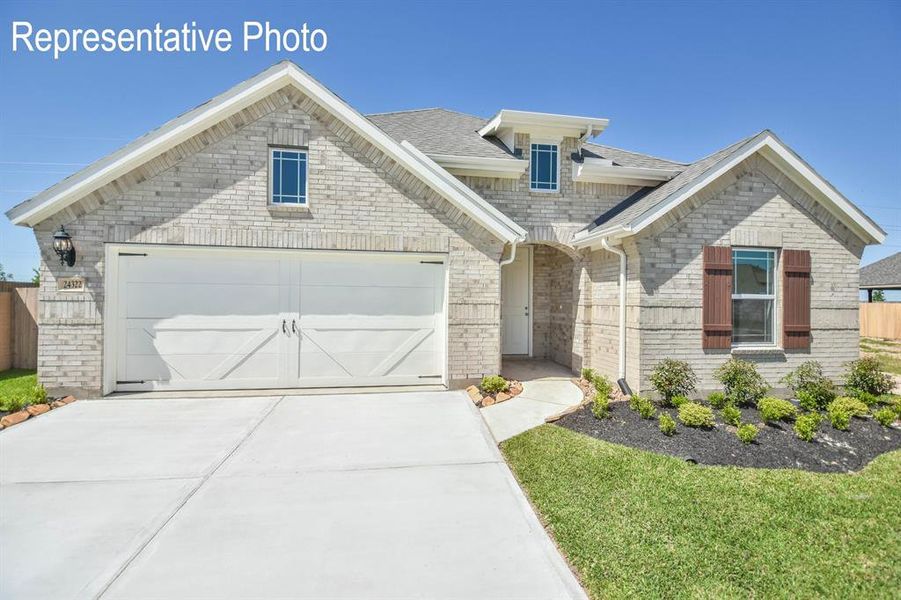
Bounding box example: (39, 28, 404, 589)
(501, 246, 531, 355)
(111, 246, 446, 392)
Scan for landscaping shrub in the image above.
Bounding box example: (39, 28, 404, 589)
(793, 412, 823, 442)
(843, 357, 893, 397)
(30, 383, 47, 404)
(649, 359, 697, 406)
(826, 397, 868, 431)
(715, 358, 769, 407)
(757, 397, 798, 424)
(873, 406, 896, 427)
(781, 361, 836, 410)
(480, 375, 509, 394)
(3, 393, 28, 412)
(707, 391, 728, 409)
(581, 367, 596, 382)
(851, 390, 878, 406)
(592, 394, 610, 420)
(721, 404, 741, 427)
(677, 402, 714, 428)
(658, 413, 676, 436)
(670, 395, 690, 408)
(629, 394, 656, 419)
(592, 374, 613, 402)
(736, 423, 758, 444)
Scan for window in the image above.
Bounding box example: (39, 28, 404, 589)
(270, 148, 308, 205)
(530, 143, 558, 191)
(732, 249, 776, 345)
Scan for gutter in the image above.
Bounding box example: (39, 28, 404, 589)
(600, 237, 631, 395)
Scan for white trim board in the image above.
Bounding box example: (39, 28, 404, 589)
(7, 62, 527, 245)
(574, 132, 886, 248)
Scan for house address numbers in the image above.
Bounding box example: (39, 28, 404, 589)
(58, 276, 85, 292)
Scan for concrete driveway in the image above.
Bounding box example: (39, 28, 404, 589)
(0, 391, 585, 599)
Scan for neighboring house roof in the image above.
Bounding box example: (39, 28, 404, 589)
(574, 130, 886, 247)
(860, 253, 901, 289)
(5, 62, 526, 244)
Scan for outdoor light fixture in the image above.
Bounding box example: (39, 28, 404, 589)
(52, 225, 76, 267)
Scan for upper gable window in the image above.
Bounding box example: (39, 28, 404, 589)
(530, 143, 559, 192)
(270, 148, 308, 205)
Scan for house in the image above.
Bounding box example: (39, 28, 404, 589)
(860, 252, 901, 302)
(5, 61, 885, 397)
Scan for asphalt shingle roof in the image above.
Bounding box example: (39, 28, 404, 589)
(581, 143, 686, 170)
(586, 131, 766, 232)
(860, 253, 901, 288)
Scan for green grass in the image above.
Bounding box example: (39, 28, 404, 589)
(0, 369, 37, 411)
(502, 425, 901, 599)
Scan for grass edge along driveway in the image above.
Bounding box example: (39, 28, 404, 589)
(501, 424, 900, 599)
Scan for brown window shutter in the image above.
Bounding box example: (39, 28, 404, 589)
(702, 246, 733, 349)
(782, 249, 811, 349)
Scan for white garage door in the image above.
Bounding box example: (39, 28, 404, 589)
(109, 247, 446, 392)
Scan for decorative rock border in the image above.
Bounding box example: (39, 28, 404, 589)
(467, 381, 524, 408)
(0, 395, 76, 430)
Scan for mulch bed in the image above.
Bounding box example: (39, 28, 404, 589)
(555, 401, 901, 473)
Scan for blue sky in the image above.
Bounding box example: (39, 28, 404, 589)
(1, 0, 899, 282)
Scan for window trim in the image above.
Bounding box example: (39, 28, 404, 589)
(528, 142, 560, 193)
(269, 146, 309, 207)
(730, 247, 779, 348)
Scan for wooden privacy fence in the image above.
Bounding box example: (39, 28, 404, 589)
(860, 302, 901, 340)
(0, 282, 39, 371)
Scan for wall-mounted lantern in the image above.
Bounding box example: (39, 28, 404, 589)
(52, 225, 76, 267)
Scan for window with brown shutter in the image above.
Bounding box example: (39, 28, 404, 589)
(702, 246, 733, 349)
(782, 249, 811, 349)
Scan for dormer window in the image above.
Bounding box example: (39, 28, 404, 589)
(270, 147, 308, 205)
(530, 143, 559, 192)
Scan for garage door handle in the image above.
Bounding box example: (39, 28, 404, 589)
(292, 319, 297, 333)
(282, 319, 287, 334)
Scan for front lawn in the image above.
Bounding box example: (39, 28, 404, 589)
(502, 425, 901, 599)
(0, 369, 37, 411)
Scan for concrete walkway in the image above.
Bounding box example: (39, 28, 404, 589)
(481, 359, 584, 442)
(0, 391, 585, 600)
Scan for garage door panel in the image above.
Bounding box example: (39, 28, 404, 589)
(124, 255, 282, 286)
(114, 248, 446, 391)
(125, 283, 281, 319)
(300, 286, 436, 317)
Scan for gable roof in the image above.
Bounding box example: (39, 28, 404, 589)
(860, 253, 901, 289)
(574, 130, 886, 247)
(6, 62, 526, 244)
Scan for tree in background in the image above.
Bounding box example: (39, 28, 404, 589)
(872, 290, 885, 302)
(31, 267, 40, 285)
(0, 263, 12, 281)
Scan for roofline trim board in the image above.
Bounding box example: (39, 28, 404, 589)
(478, 109, 609, 140)
(427, 153, 529, 179)
(6, 62, 526, 243)
(573, 133, 886, 248)
(572, 158, 680, 186)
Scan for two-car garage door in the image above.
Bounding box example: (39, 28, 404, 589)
(109, 247, 446, 392)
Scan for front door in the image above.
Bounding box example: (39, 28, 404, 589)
(501, 246, 531, 355)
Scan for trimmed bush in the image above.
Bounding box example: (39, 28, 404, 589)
(592, 394, 610, 420)
(670, 395, 691, 408)
(677, 402, 715, 428)
(707, 391, 728, 409)
(736, 423, 759, 444)
(480, 375, 509, 394)
(782, 361, 836, 410)
(851, 390, 879, 406)
(629, 394, 656, 419)
(588, 371, 613, 419)
(715, 358, 769, 407)
(826, 397, 868, 431)
(794, 412, 823, 442)
(757, 397, 798, 424)
(649, 359, 697, 406)
(592, 374, 613, 402)
(659, 413, 676, 436)
(843, 357, 893, 397)
(873, 406, 896, 427)
(721, 404, 742, 427)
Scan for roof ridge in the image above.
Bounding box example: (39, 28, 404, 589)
(366, 107, 486, 120)
(583, 141, 688, 167)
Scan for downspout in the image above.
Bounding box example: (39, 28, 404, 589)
(601, 237, 631, 395)
(578, 124, 594, 160)
(499, 239, 520, 267)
